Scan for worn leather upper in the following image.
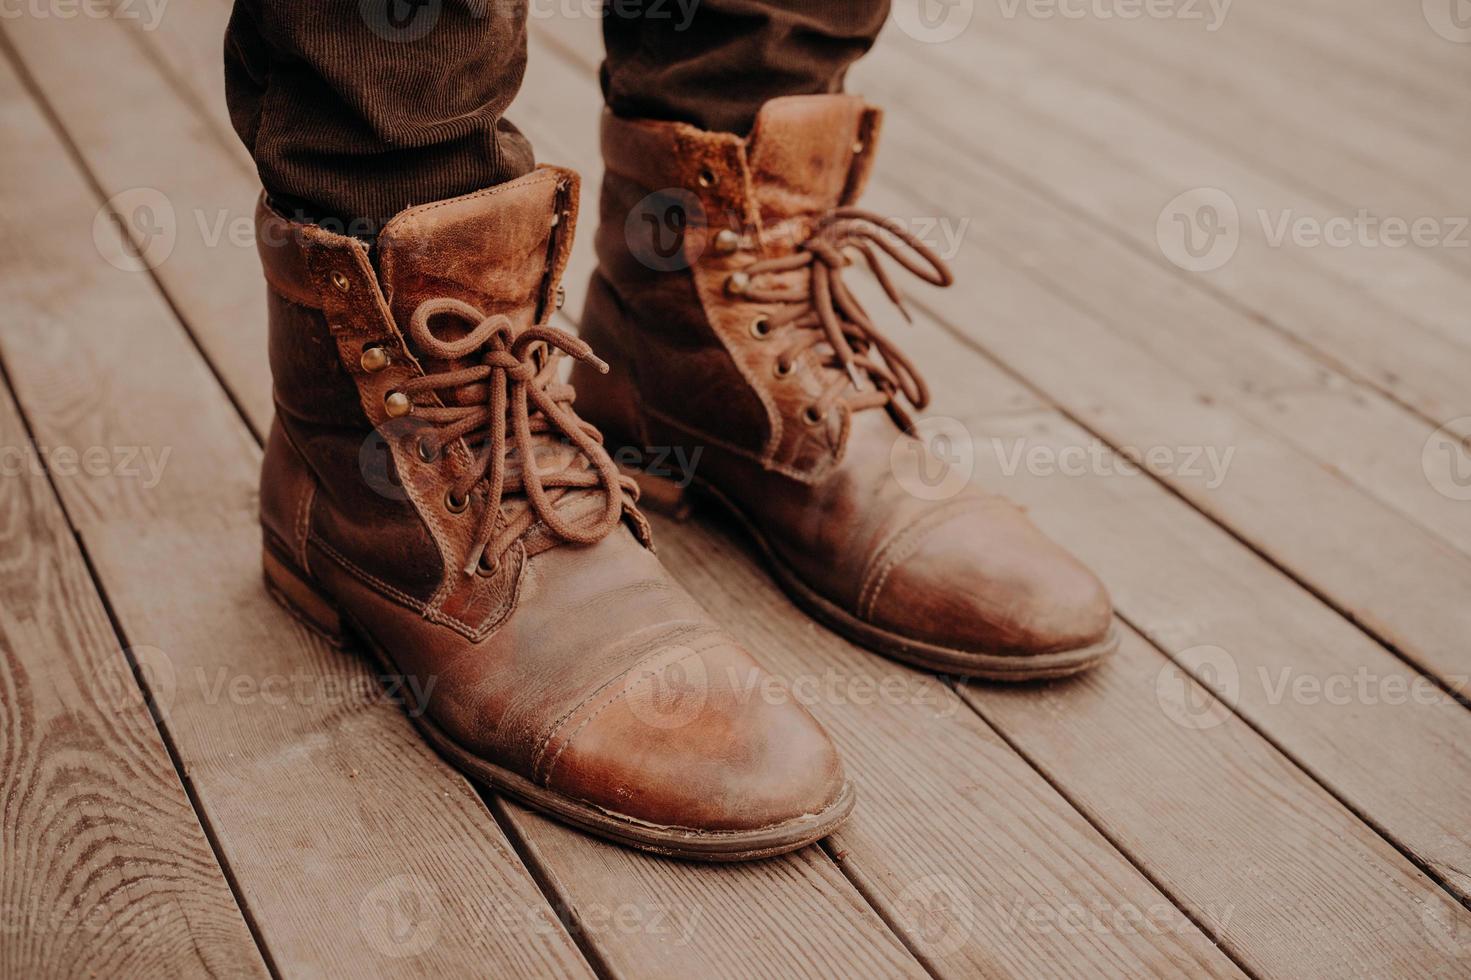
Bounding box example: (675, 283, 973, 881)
(256, 168, 846, 831)
(580, 98, 1114, 661)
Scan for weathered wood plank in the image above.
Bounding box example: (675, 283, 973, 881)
(0, 37, 593, 978)
(0, 375, 267, 977)
(2, 9, 946, 980)
(57, 6, 1249, 976)
(961, 409, 1471, 906)
(872, 29, 1471, 425)
(961, 624, 1471, 975)
(976, 10, 1471, 280)
(524, 21, 1471, 975)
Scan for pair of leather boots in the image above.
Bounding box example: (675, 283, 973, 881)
(257, 96, 1116, 860)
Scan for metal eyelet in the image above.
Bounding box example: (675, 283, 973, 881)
(445, 489, 470, 514)
(697, 167, 716, 189)
(330, 271, 351, 292)
(713, 229, 742, 255)
(384, 392, 412, 418)
(749, 315, 771, 339)
(476, 552, 500, 577)
(415, 439, 438, 463)
(802, 406, 825, 426)
(726, 271, 751, 296)
(773, 359, 793, 378)
(360, 345, 390, 373)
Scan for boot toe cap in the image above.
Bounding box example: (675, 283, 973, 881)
(539, 639, 849, 836)
(865, 498, 1114, 660)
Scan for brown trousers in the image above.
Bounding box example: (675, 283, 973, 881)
(225, 0, 891, 232)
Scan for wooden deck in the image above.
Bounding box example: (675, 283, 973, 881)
(2, 0, 1470, 976)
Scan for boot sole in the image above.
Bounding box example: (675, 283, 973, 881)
(628, 472, 1118, 682)
(261, 541, 856, 861)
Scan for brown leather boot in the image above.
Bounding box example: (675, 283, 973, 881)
(574, 98, 1118, 681)
(255, 167, 852, 859)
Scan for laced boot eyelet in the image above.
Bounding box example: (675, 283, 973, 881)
(445, 489, 470, 513)
(415, 438, 439, 463)
(476, 552, 501, 577)
(360, 345, 390, 373)
(714, 229, 742, 255)
(330, 271, 351, 292)
(773, 358, 794, 378)
(725, 271, 751, 296)
(384, 392, 412, 418)
(749, 315, 771, 339)
(802, 406, 825, 426)
(697, 167, 717, 189)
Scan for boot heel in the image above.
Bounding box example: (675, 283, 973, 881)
(262, 545, 345, 644)
(619, 462, 695, 521)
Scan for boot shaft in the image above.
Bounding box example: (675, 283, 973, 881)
(586, 96, 888, 481)
(256, 168, 596, 627)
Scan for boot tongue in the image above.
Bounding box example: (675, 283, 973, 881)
(375, 168, 576, 404)
(745, 95, 878, 222)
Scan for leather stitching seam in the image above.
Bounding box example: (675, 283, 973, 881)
(858, 497, 989, 621)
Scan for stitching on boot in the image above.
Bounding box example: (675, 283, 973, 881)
(857, 497, 992, 621)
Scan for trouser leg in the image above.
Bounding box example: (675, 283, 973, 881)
(600, 0, 893, 135)
(225, 0, 534, 232)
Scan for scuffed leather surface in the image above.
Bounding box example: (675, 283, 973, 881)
(582, 98, 1114, 658)
(258, 171, 847, 831)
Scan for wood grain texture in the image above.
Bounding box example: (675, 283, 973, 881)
(0, 9, 945, 980)
(823, 55, 1471, 699)
(514, 19, 1471, 971)
(0, 380, 266, 978)
(866, 26, 1471, 433)
(0, 39, 592, 979)
(961, 625, 1471, 976)
(7, 0, 1471, 976)
(648, 518, 1241, 978)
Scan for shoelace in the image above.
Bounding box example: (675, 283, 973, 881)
(729, 206, 954, 427)
(397, 297, 636, 575)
